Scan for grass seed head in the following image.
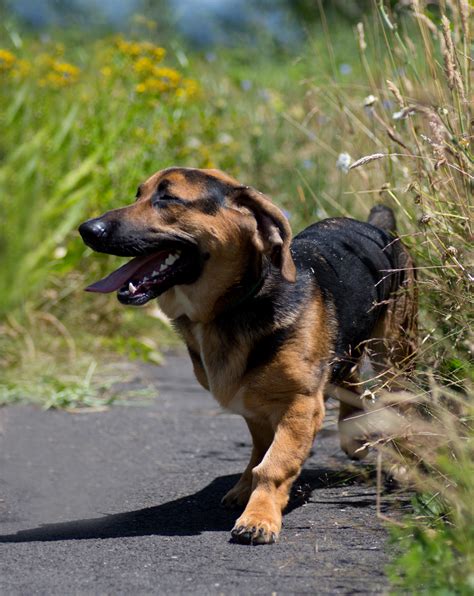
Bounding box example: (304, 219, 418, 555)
(349, 153, 387, 171)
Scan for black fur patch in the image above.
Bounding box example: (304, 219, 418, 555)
(292, 217, 400, 382)
(246, 324, 296, 373)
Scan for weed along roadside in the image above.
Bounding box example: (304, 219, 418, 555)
(1, 1, 473, 593)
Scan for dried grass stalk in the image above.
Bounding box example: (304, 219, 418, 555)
(459, 0, 470, 41)
(386, 79, 405, 108)
(372, 109, 412, 150)
(349, 153, 387, 170)
(412, 10, 439, 36)
(441, 15, 467, 103)
(357, 22, 367, 52)
(441, 16, 456, 90)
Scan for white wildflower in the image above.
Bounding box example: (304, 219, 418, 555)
(54, 246, 67, 259)
(393, 106, 416, 120)
(336, 152, 352, 174)
(186, 137, 201, 149)
(217, 133, 233, 145)
(363, 94, 378, 107)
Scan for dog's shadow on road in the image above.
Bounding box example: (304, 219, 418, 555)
(0, 468, 374, 544)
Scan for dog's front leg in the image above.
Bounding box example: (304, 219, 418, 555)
(231, 392, 325, 545)
(222, 418, 274, 509)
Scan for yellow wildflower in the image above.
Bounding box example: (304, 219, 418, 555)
(0, 49, 16, 72)
(133, 56, 155, 74)
(100, 66, 112, 78)
(115, 36, 165, 62)
(39, 73, 61, 87)
(53, 61, 80, 78)
(153, 66, 181, 86)
(152, 47, 166, 61)
(176, 78, 200, 99)
(39, 60, 80, 88)
(137, 41, 165, 59)
(136, 75, 179, 95)
(11, 59, 31, 79)
(116, 37, 142, 57)
(145, 77, 169, 93)
(138, 41, 154, 54)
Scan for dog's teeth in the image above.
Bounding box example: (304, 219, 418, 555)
(160, 263, 167, 272)
(143, 276, 149, 282)
(128, 282, 137, 294)
(166, 253, 179, 265)
(152, 270, 159, 277)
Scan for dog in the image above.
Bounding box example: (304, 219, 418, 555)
(79, 167, 417, 545)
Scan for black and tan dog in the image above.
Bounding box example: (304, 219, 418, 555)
(79, 167, 417, 545)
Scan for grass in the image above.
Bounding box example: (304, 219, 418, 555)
(306, 2, 472, 592)
(0, 0, 472, 591)
(0, 313, 159, 408)
(0, 14, 363, 400)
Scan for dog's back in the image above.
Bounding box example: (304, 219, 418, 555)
(292, 207, 415, 380)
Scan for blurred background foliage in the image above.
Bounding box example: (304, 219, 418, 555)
(0, 0, 472, 591)
(0, 0, 470, 385)
(0, 0, 393, 377)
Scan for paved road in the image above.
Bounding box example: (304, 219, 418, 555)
(0, 353, 393, 595)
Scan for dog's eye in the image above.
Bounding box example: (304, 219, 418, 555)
(152, 194, 183, 208)
(135, 184, 145, 199)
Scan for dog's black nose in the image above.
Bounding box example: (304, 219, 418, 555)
(79, 219, 109, 246)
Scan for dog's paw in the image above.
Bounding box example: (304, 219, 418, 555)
(340, 435, 369, 460)
(230, 511, 281, 545)
(338, 419, 369, 460)
(221, 480, 252, 509)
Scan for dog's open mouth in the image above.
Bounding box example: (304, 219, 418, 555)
(85, 245, 199, 306)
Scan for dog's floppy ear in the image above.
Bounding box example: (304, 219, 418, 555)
(230, 186, 296, 283)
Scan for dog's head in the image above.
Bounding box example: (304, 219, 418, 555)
(79, 167, 295, 319)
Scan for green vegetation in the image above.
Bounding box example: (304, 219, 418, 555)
(0, 1, 472, 591)
(389, 450, 474, 594)
(0, 14, 367, 404)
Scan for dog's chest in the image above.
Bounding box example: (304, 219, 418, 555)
(190, 323, 250, 411)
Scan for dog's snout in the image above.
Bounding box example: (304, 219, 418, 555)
(79, 218, 110, 246)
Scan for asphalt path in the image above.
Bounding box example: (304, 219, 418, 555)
(0, 353, 394, 595)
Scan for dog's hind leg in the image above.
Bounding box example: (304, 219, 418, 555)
(231, 391, 325, 544)
(368, 266, 418, 394)
(337, 371, 370, 460)
(221, 419, 274, 509)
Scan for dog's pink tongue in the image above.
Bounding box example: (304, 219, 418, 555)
(85, 253, 159, 293)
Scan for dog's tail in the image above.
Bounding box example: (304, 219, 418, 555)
(368, 205, 396, 233)
(369, 203, 418, 370)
